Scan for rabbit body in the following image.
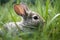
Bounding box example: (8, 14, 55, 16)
(1, 3, 45, 36)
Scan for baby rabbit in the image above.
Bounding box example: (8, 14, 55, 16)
(3, 3, 45, 36)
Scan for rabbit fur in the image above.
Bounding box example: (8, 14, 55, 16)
(1, 3, 45, 36)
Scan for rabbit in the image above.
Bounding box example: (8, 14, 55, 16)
(2, 3, 45, 36)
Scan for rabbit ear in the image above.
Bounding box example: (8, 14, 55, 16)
(14, 3, 28, 16)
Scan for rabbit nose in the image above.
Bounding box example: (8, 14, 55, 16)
(42, 19, 45, 24)
(43, 20, 45, 23)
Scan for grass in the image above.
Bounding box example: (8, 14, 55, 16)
(0, 0, 60, 40)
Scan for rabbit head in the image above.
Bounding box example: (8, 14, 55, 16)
(14, 3, 45, 29)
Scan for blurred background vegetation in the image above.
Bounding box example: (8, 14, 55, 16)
(0, 0, 60, 40)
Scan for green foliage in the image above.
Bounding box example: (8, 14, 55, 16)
(0, 0, 60, 40)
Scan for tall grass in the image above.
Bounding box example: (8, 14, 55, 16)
(0, 0, 60, 40)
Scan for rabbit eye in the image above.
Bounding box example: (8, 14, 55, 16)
(33, 16, 38, 20)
